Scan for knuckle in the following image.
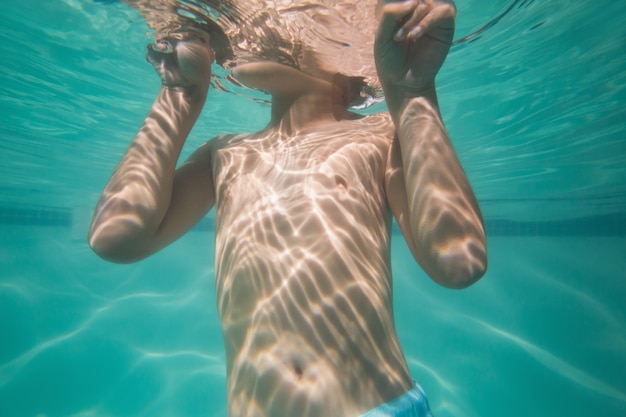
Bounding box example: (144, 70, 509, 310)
(441, 3, 456, 18)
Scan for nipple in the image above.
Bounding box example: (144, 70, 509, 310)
(335, 175, 348, 192)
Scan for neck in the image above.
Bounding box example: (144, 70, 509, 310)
(269, 90, 356, 136)
(231, 61, 359, 136)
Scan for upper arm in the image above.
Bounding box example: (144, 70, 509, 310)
(147, 141, 216, 254)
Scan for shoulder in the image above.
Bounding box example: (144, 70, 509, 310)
(353, 112, 395, 141)
(363, 111, 394, 126)
(205, 133, 251, 154)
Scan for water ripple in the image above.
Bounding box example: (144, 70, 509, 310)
(468, 318, 626, 404)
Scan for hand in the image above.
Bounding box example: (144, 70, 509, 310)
(375, 0, 456, 102)
(146, 33, 214, 91)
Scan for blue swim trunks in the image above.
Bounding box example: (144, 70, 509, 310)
(360, 382, 434, 417)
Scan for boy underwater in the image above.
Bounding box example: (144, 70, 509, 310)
(89, 1, 487, 415)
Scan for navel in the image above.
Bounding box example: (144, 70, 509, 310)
(293, 363, 304, 380)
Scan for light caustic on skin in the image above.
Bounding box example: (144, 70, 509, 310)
(210, 114, 413, 417)
(90, 1, 487, 416)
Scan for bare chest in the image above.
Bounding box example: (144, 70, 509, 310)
(210, 115, 394, 215)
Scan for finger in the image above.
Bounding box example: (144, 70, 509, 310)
(407, 3, 456, 41)
(146, 39, 175, 69)
(395, 1, 431, 42)
(177, 40, 214, 64)
(152, 38, 174, 53)
(176, 41, 215, 80)
(377, 1, 419, 43)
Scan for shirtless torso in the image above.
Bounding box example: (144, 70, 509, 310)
(210, 112, 412, 416)
(89, 2, 486, 416)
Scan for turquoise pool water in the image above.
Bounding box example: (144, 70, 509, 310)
(1, 0, 625, 416)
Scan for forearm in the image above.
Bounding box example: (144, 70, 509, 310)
(392, 90, 487, 286)
(89, 87, 207, 261)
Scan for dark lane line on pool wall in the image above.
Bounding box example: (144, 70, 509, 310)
(0, 205, 625, 237)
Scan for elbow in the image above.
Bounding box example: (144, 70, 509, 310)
(88, 229, 147, 264)
(424, 244, 488, 290)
